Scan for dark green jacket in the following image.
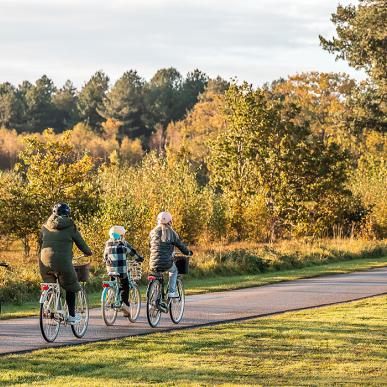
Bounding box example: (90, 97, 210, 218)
(39, 215, 92, 292)
(149, 225, 190, 272)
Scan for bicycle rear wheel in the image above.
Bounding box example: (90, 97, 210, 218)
(71, 286, 89, 338)
(146, 280, 161, 327)
(101, 287, 118, 326)
(169, 278, 185, 324)
(40, 289, 60, 342)
(128, 283, 141, 323)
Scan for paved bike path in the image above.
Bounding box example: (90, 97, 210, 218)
(0, 267, 386, 355)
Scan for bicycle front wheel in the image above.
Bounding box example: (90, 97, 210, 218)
(40, 289, 60, 342)
(146, 280, 161, 327)
(71, 286, 89, 338)
(169, 278, 185, 324)
(101, 287, 118, 326)
(128, 283, 141, 323)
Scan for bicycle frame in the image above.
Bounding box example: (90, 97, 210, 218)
(147, 273, 175, 312)
(101, 276, 138, 306)
(101, 279, 121, 308)
(40, 280, 68, 323)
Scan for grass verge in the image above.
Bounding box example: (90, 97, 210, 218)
(1, 254, 386, 320)
(1, 295, 386, 386)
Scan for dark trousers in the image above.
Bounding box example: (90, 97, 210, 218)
(110, 274, 129, 306)
(66, 291, 76, 317)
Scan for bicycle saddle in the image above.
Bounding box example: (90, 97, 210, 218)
(149, 272, 163, 278)
(108, 271, 120, 277)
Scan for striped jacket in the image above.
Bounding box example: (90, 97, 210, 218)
(103, 238, 141, 275)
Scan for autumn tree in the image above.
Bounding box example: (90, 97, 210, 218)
(270, 72, 356, 144)
(166, 83, 227, 183)
(208, 83, 356, 240)
(0, 130, 99, 255)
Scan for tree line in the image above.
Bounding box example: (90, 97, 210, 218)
(0, 67, 228, 144)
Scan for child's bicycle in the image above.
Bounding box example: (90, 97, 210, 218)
(39, 256, 89, 343)
(146, 254, 189, 328)
(101, 260, 142, 325)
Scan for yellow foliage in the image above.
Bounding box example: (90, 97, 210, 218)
(119, 137, 144, 165)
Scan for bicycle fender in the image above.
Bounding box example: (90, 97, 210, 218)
(101, 287, 108, 303)
(39, 291, 48, 304)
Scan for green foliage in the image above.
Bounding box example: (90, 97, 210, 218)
(320, 1, 387, 136)
(0, 82, 24, 129)
(51, 80, 79, 130)
(350, 131, 387, 237)
(18, 75, 57, 132)
(144, 67, 184, 131)
(320, 0, 387, 89)
(77, 70, 109, 129)
(209, 83, 357, 239)
(99, 70, 145, 138)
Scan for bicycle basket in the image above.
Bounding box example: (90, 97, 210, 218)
(129, 261, 142, 281)
(175, 255, 189, 275)
(74, 263, 90, 282)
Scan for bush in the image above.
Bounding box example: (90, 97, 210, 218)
(81, 152, 208, 268)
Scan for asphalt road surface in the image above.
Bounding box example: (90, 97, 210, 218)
(1, 267, 386, 355)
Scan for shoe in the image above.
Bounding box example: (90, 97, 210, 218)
(159, 302, 168, 313)
(168, 291, 179, 298)
(121, 303, 130, 317)
(67, 314, 81, 325)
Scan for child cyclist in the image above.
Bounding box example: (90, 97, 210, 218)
(149, 212, 192, 298)
(103, 225, 144, 315)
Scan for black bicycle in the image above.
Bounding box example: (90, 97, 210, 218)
(146, 254, 189, 328)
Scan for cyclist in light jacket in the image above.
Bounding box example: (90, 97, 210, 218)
(149, 211, 192, 298)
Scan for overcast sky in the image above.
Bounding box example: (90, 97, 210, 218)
(0, 0, 363, 88)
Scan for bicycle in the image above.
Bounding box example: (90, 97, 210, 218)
(39, 256, 89, 343)
(101, 260, 142, 325)
(146, 254, 188, 328)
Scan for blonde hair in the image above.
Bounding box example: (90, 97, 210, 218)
(160, 224, 174, 243)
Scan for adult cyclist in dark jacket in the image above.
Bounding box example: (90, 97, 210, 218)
(38, 203, 92, 325)
(149, 211, 192, 298)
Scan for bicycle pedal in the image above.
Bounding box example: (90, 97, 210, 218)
(159, 302, 168, 313)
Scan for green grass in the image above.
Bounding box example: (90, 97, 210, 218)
(1, 295, 386, 386)
(1, 255, 386, 320)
